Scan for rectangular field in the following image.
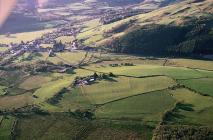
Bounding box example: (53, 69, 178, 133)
(178, 78, 213, 97)
(80, 76, 176, 104)
(96, 90, 176, 123)
(0, 116, 15, 140)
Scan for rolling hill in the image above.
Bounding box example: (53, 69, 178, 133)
(78, 0, 213, 57)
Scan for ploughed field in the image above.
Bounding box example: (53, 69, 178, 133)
(0, 52, 213, 139)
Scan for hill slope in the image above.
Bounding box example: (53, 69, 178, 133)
(79, 0, 213, 57)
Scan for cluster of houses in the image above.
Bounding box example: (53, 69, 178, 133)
(0, 26, 83, 65)
(33, 27, 79, 45)
(73, 73, 98, 87)
(100, 9, 145, 24)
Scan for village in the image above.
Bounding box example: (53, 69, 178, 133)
(0, 25, 87, 67)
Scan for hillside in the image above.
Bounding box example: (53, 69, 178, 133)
(78, 0, 213, 57)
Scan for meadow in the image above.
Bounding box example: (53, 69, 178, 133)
(0, 47, 9, 52)
(167, 88, 213, 126)
(96, 90, 176, 123)
(0, 116, 15, 140)
(0, 29, 55, 44)
(80, 76, 176, 104)
(178, 78, 213, 97)
(15, 114, 145, 140)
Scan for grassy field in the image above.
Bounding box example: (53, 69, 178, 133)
(178, 78, 213, 97)
(15, 51, 100, 65)
(96, 90, 176, 123)
(0, 29, 54, 44)
(33, 76, 73, 102)
(0, 47, 9, 52)
(85, 65, 213, 79)
(0, 93, 33, 110)
(55, 36, 75, 44)
(16, 114, 150, 140)
(169, 59, 213, 71)
(40, 44, 53, 49)
(80, 76, 176, 104)
(19, 75, 52, 90)
(0, 116, 15, 140)
(16, 114, 90, 140)
(56, 88, 93, 112)
(0, 85, 7, 96)
(168, 88, 213, 126)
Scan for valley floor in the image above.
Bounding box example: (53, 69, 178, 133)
(0, 51, 213, 139)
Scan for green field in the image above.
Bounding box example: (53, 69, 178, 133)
(55, 36, 75, 44)
(80, 76, 176, 104)
(170, 59, 213, 71)
(0, 116, 15, 140)
(16, 115, 89, 140)
(33, 76, 73, 102)
(178, 78, 213, 97)
(0, 85, 7, 96)
(0, 29, 55, 44)
(96, 90, 176, 123)
(16, 114, 146, 140)
(167, 88, 213, 126)
(0, 94, 33, 110)
(19, 75, 52, 90)
(56, 88, 93, 112)
(0, 47, 9, 52)
(85, 65, 213, 79)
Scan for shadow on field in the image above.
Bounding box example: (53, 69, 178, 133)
(176, 103, 194, 111)
(103, 77, 118, 82)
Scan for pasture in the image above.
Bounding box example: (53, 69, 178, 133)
(79, 76, 176, 104)
(19, 75, 52, 90)
(33, 76, 73, 102)
(16, 114, 90, 140)
(0, 116, 15, 140)
(56, 88, 93, 112)
(0, 47, 9, 52)
(168, 88, 213, 126)
(55, 36, 75, 44)
(15, 114, 150, 140)
(0, 94, 33, 110)
(169, 59, 213, 71)
(85, 64, 213, 79)
(0, 29, 55, 44)
(0, 85, 7, 96)
(178, 78, 213, 97)
(96, 90, 176, 123)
